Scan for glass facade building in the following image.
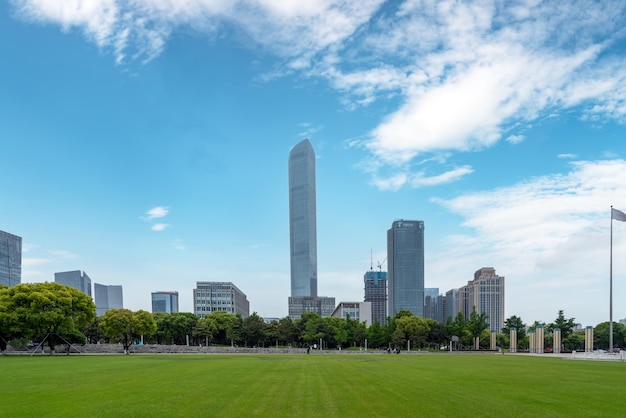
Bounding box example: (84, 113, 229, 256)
(0, 230, 22, 287)
(288, 296, 335, 320)
(54, 270, 92, 297)
(94, 283, 124, 316)
(387, 220, 425, 317)
(193, 282, 249, 318)
(288, 138, 317, 298)
(152, 291, 179, 313)
(364, 270, 387, 325)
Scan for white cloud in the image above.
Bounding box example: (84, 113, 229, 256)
(143, 206, 169, 220)
(370, 173, 408, 191)
(141, 206, 171, 231)
(151, 223, 170, 231)
(558, 153, 577, 159)
(430, 159, 626, 324)
(410, 166, 474, 188)
(12, 0, 119, 46)
(506, 135, 525, 144)
(11, 0, 384, 65)
(11, 1, 626, 189)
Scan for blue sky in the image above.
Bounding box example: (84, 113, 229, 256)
(2, 0, 626, 327)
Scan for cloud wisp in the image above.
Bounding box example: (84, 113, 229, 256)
(11, 1, 626, 188)
(141, 206, 170, 231)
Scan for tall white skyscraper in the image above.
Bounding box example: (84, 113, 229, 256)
(287, 139, 334, 318)
(288, 138, 317, 297)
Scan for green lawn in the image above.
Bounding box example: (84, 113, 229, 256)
(2, 353, 625, 417)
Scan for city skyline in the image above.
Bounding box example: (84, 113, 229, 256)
(2, 2, 626, 326)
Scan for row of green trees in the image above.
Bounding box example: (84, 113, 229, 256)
(500, 310, 626, 351)
(2, 283, 624, 354)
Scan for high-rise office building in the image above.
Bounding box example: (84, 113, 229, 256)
(387, 220, 425, 317)
(445, 288, 459, 322)
(435, 294, 446, 324)
(288, 138, 317, 297)
(193, 282, 249, 318)
(55, 270, 92, 297)
(94, 283, 123, 316)
(152, 291, 179, 313)
(0, 230, 22, 287)
(424, 287, 439, 300)
(364, 270, 387, 325)
(288, 139, 334, 318)
(462, 267, 505, 333)
(424, 287, 439, 322)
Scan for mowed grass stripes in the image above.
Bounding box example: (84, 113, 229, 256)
(2, 353, 625, 417)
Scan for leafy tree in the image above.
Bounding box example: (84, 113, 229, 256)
(193, 316, 218, 346)
(468, 307, 489, 349)
(393, 310, 415, 320)
(352, 321, 368, 347)
(427, 320, 449, 348)
(3, 282, 95, 354)
(82, 316, 104, 344)
(243, 312, 266, 346)
(264, 320, 279, 347)
(156, 312, 198, 345)
(496, 333, 509, 350)
(152, 312, 170, 344)
(446, 312, 471, 348)
(547, 310, 577, 341)
(563, 330, 585, 351)
(323, 316, 348, 348)
(527, 320, 546, 332)
(0, 285, 21, 352)
(298, 312, 326, 346)
(100, 309, 156, 354)
(367, 321, 387, 348)
(134, 310, 158, 341)
(206, 311, 237, 345)
(390, 327, 406, 348)
(276, 317, 298, 346)
(393, 316, 430, 349)
(226, 314, 243, 346)
(501, 315, 527, 341)
(594, 321, 626, 350)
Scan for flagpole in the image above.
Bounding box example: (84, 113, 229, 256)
(610, 206, 614, 353)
